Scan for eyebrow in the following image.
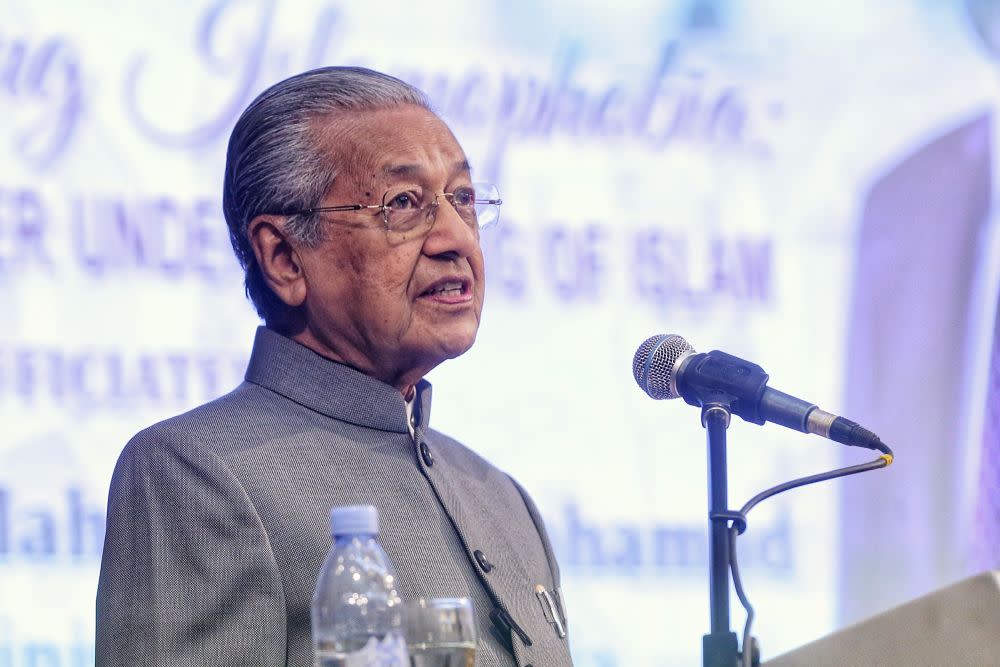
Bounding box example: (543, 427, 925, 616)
(383, 159, 472, 180)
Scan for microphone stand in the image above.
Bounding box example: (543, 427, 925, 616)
(701, 398, 748, 667)
(635, 338, 891, 667)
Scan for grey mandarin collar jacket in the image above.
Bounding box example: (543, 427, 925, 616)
(97, 326, 573, 667)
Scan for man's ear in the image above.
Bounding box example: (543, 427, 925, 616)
(247, 215, 307, 308)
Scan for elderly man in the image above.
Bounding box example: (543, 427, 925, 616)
(96, 67, 573, 667)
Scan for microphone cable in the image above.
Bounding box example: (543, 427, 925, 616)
(724, 444, 894, 667)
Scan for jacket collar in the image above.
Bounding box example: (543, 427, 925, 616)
(244, 326, 432, 434)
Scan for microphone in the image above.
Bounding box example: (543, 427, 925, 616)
(632, 334, 886, 451)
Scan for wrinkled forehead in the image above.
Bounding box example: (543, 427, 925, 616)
(313, 105, 470, 195)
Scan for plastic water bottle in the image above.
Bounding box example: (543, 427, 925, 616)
(312, 505, 409, 667)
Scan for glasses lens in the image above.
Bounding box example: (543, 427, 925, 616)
(443, 186, 477, 228)
(472, 182, 501, 230)
(382, 190, 428, 233)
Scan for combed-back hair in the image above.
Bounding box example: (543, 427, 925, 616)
(222, 66, 431, 325)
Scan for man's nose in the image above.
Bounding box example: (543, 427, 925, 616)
(422, 197, 480, 258)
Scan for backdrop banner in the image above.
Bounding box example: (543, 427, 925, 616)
(1, 2, 997, 665)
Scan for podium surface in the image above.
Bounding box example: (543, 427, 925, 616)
(764, 570, 1000, 666)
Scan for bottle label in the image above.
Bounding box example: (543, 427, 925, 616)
(343, 634, 409, 667)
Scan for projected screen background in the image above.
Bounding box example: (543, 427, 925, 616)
(2, 2, 999, 665)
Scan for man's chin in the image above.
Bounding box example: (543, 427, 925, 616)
(438, 331, 478, 361)
(417, 329, 479, 366)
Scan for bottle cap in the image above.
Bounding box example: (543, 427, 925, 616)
(330, 505, 379, 537)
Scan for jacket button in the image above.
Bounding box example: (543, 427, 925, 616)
(419, 441, 434, 467)
(474, 549, 493, 572)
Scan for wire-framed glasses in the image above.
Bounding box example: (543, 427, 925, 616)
(286, 182, 502, 238)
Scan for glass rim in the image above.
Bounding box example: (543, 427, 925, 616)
(406, 596, 473, 608)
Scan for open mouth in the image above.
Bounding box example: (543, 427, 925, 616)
(419, 278, 471, 300)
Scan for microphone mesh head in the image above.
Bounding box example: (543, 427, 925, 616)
(632, 334, 695, 400)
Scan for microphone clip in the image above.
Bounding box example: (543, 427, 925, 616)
(679, 351, 771, 426)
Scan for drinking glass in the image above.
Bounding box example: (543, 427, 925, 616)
(404, 597, 476, 667)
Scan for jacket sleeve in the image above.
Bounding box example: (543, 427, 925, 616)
(96, 427, 287, 667)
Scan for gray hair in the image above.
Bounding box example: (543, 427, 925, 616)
(222, 66, 431, 325)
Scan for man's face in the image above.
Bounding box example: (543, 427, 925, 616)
(291, 105, 485, 390)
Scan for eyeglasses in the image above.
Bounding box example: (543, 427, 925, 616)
(285, 182, 502, 238)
